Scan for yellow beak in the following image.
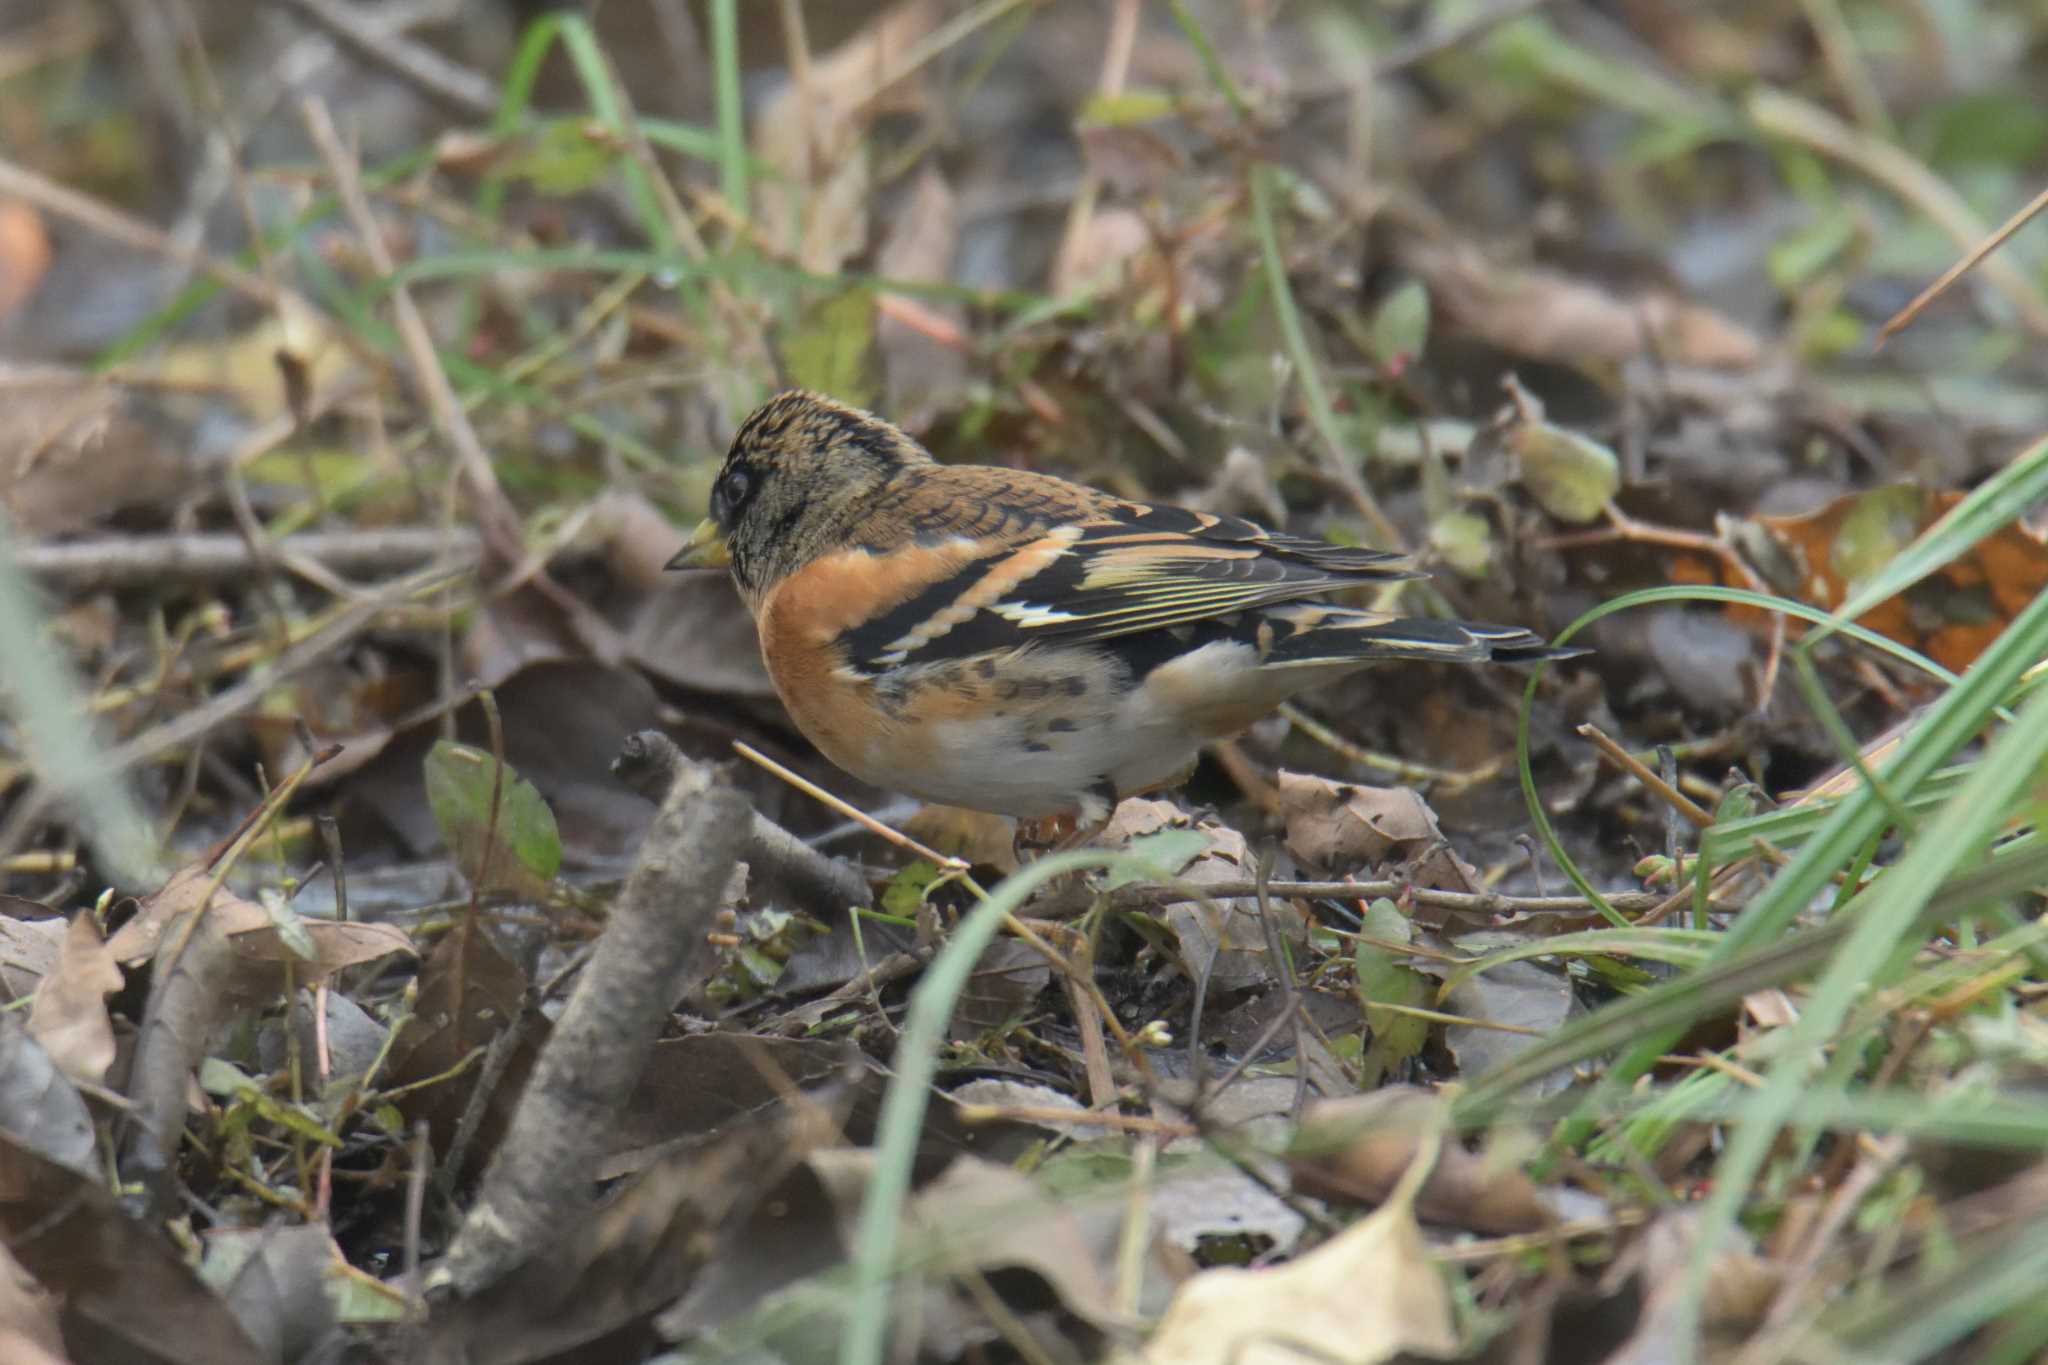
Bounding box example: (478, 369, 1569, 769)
(667, 517, 731, 570)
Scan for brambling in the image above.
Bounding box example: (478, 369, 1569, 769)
(672, 391, 1571, 826)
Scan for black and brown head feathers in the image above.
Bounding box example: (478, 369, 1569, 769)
(708, 391, 934, 599)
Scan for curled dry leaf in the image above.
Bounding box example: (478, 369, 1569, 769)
(1133, 1167, 1458, 1365)
(0, 915, 65, 1004)
(805, 1149, 1124, 1343)
(24, 911, 121, 1086)
(1432, 933, 1579, 1094)
(0, 1240, 67, 1365)
(0, 365, 195, 536)
(0, 1134, 268, 1365)
(1395, 234, 1761, 370)
(949, 938, 1051, 1042)
(227, 918, 415, 981)
(1674, 483, 2048, 671)
(199, 1223, 345, 1363)
(381, 918, 531, 1160)
(1287, 1087, 1556, 1235)
(901, 803, 1020, 873)
(105, 864, 414, 993)
(1276, 772, 1484, 913)
(628, 573, 778, 700)
(1596, 1210, 1780, 1363)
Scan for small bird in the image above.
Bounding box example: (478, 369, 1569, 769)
(673, 391, 1570, 827)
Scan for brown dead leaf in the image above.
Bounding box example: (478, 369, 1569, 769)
(1596, 1210, 1780, 1363)
(383, 918, 534, 1159)
(0, 1242, 66, 1365)
(0, 366, 194, 536)
(751, 2, 936, 274)
(1396, 234, 1761, 370)
(949, 938, 1050, 1041)
(1764, 485, 2044, 671)
(227, 918, 415, 982)
(0, 1133, 268, 1364)
(0, 916, 65, 1004)
(628, 572, 778, 700)
(1672, 483, 2048, 672)
(801, 1149, 1124, 1343)
(1288, 1087, 1554, 1235)
(200, 1223, 344, 1363)
(1277, 772, 1484, 910)
(25, 912, 121, 1086)
(1133, 1163, 1458, 1364)
(105, 864, 227, 964)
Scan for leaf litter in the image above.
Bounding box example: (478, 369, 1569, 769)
(1, 1, 2046, 1361)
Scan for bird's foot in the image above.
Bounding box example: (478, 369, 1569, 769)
(1013, 783, 1116, 858)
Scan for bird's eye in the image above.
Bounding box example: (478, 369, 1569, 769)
(715, 467, 753, 519)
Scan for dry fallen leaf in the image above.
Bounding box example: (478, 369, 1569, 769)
(1277, 772, 1484, 912)
(1134, 1158, 1458, 1364)
(1396, 233, 1761, 370)
(106, 864, 413, 995)
(0, 916, 65, 1004)
(1711, 484, 2048, 672)
(25, 912, 122, 1086)
(1289, 1087, 1557, 1235)
(0, 366, 195, 536)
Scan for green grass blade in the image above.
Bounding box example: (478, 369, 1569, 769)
(1433, 927, 1718, 999)
(710, 0, 747, 222)
(1687, 600, 2048, 1343)
(844, 849, 1187, 1365)
(1514, 581, 1967, 931)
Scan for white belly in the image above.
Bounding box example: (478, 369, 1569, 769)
(844, 639, 1289, 818)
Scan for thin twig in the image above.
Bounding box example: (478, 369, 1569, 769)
(1748, 86, 2048, 335)
(1048, 878, 1661, 920)
(299, 98, 527, 566)
(732, 739, 967, 871)
(1578, 722, 1716, 830)
(0, 153, 288, 309)
(272, 0, 499, 118)
(1879, 183, 2048, 344)
(9, 526, 480, 591)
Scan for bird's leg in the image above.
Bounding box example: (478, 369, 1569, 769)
(1014, 781, 1117, 859)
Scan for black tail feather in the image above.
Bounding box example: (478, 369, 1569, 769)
(1264, 613, 1584, 667)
